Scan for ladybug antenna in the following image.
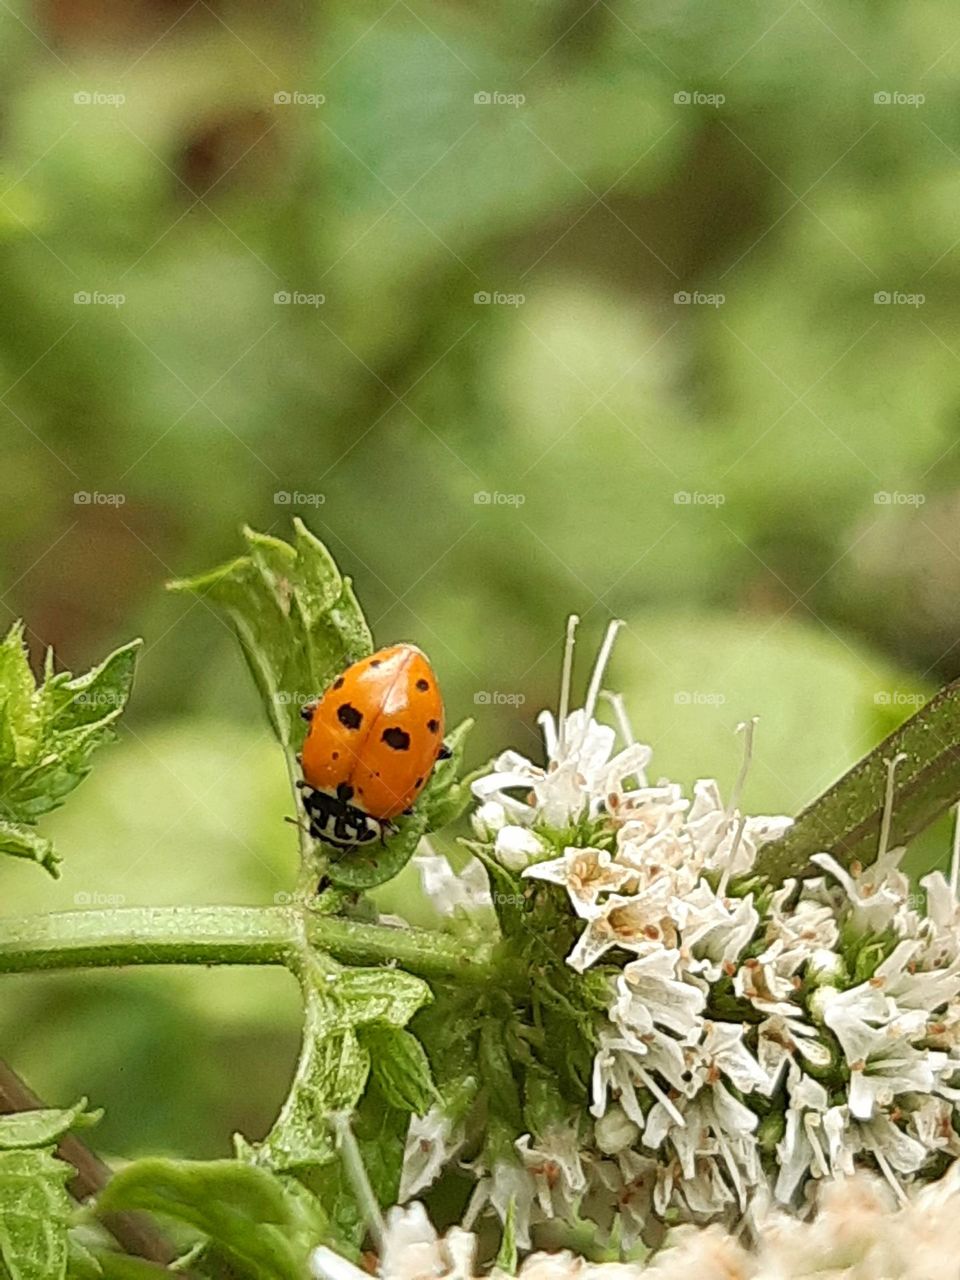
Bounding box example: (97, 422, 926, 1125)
(557, 614, 579, 752)
(581, 619, 624, 735)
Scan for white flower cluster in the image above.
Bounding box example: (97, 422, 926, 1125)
(450, 619, 960, 1238)
(312, 1165, 960, 1280)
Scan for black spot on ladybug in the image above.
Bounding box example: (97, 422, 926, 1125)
(382, 726, 411, 751)
(416, 678, 429, 692)
(415, 776, 424, 788)
(427, 718, 440, 733)
(333, 677, 345, 691)
(369, 659, 382, 667)
(332, 751, 339, 760)
(337, 782, 354, 801)
(337, 703, 363, 730)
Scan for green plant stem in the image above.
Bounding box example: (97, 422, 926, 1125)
(0, 905, 496, 983)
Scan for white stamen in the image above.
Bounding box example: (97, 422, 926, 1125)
(950, 803, 960, 900)
(728, 717, 758, 817)
(872, 1145, 909, 1207)
(557, 615, 579, 753)
(581, 620, 625, 736)
(877, 752, 907, 861)
(331, 1111, 385, 1249)
(601, 689, 635, 746)
(717, 814, 748, 897)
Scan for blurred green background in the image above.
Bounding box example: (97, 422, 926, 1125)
(2, 0, 959, 1160)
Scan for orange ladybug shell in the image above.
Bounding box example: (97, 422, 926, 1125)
(301, 644, 445, 820)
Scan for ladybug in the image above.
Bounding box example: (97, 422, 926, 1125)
(297, 644, 448, 849)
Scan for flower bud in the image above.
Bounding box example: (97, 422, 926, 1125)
(472, 800, 507, 840)
(494, 825, 545, 871)
(594, 1105, 639, 1154)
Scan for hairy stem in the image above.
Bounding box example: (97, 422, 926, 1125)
(0, 905, 495, 983)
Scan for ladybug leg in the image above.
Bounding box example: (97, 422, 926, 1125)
(300, 699, 319, 722)
(437, 743, 452, 761)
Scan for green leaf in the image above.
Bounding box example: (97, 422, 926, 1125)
(97, 1158, 306, 1280)
(250, 956, 432, 1173)
(0, 626, 141, 877)
(359, 1025, 437, 1115)
(0, 821, 56, 877)
(0, 1148, 73, 1280)
(756, 677, 960, 881)
(168, 520, 372, 762)
(327, 717, 474, 890)
(0, 1098, 99, 1150)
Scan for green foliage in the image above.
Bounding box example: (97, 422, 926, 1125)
(250, 953, 433, 1174)
(0, 1099, 99, 1151)
(169, 520, 372, 769)
(360, 1025, 437, 1115)
(0, 1148, 72, 1280)
(0, 625, 140, 876)
(96, 1158, 316, 1280)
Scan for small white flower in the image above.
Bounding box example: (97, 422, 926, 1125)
(516, 1127, 586, 1219)
(613, 948, 705, 1039)
(678, 883, 760, 978)
(811, 847, 911, 934)
(523, 846, 633, 917)
(567, 891, 674, 972)
(775, 1067, 831, 1203)
(415, 853, 493, 917)
(400, 1106, 466, 1201)
(465, 1159, 536, 1250)
(380, 1202, 446, 1280)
